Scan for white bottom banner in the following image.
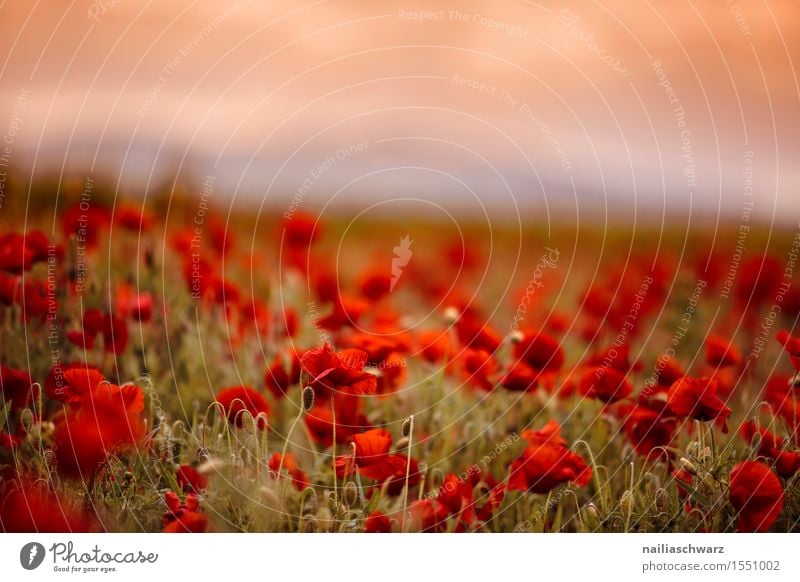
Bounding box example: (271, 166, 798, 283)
(0, 533, 797, 581)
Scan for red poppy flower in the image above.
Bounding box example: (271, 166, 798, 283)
(776, 330, 800, 372)
(53, 377, 146, 477)
(66, 309, 129, 355)
(0, 272, 18, 305)
(0, 480, 97, 532)
(416, 329, 454, 366)
(281, 211, 320, 247)
(619, 400, 676, 459)
(514, 329, 564, 373)
(206, 218, 235, 256)
(115, 283, 153, 321)
(61, 202, 111, 250)
(335, 427, 420, 493)
(508, 421, 591, 494)
(66, 308, 104, 350)
(317, 295, 369, 331)
(162, 492, 208, 533)
(521, 419, 568, 448)
(373, 353, 407, 394)
(0, 364, 37, 409)
(215, 385, 270, 429)
(704, 334, 742, 367)
(44, 362, 104, 403)
(729, 461, 783, 532)
(264, 353, 301, 399)
(384, 455, 421, 496)
(176, 465, 209, 493)
(304, 393, 368, 447)
(238, 298, 271, 336)
(17, 279, 51, 321)
(407, 499, 449, 532)
(580, 366, 632, 403)
(358, 269, 392, 301)
(349, 428, 418, 489)
(278, 307, 299, 338)
(653, 354, 685, 388)
(0, 431, 20, 448)
(454, 313, 503, 353)
(477, 481, 506, 522)
(667, 376, 732, 431)
(459, 348, 497, 392)
(364, 511, 394, 532)
(735, 255, 783, 308)
(0, 233, 34, 273)
(740, 421, 800, 479)
(507, 444, 592, 494)
(300, 343, 377, 398)
(438, 473, 475, 524)
(344, 333, 409, 394)
(115, 204, 154, 232)
(353, 428, 392, 468)
(764, 374, 800, 442)
(500, 360, 539, 392)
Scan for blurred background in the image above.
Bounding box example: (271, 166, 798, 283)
(0, 0, 798, 224)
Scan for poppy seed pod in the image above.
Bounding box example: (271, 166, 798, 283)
(302, 386, 315, 412)
(402, 415, 414, 437)
(679, 457, 698, 476)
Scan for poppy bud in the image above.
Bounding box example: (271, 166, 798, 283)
(443, 306, 460, 323)
(343, 481, 358, 506)
(395, 436, 410, 450)
(582, 503, 600, 528)
(679, 457, 698, 476)
(655, 488, 668, 513)
(508, 330, 524, 344)
(302, 386, 315, 412)
(301, 487, 318, 514)
(402, 415, 414, 437)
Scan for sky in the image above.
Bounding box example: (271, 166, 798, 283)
(1, 0, 798, 224)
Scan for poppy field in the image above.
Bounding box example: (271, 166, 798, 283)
(1, 184, 800, 533)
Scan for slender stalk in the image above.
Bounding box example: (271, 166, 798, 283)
(330, 396, 338, 515)
(401, 415, 414, 531)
